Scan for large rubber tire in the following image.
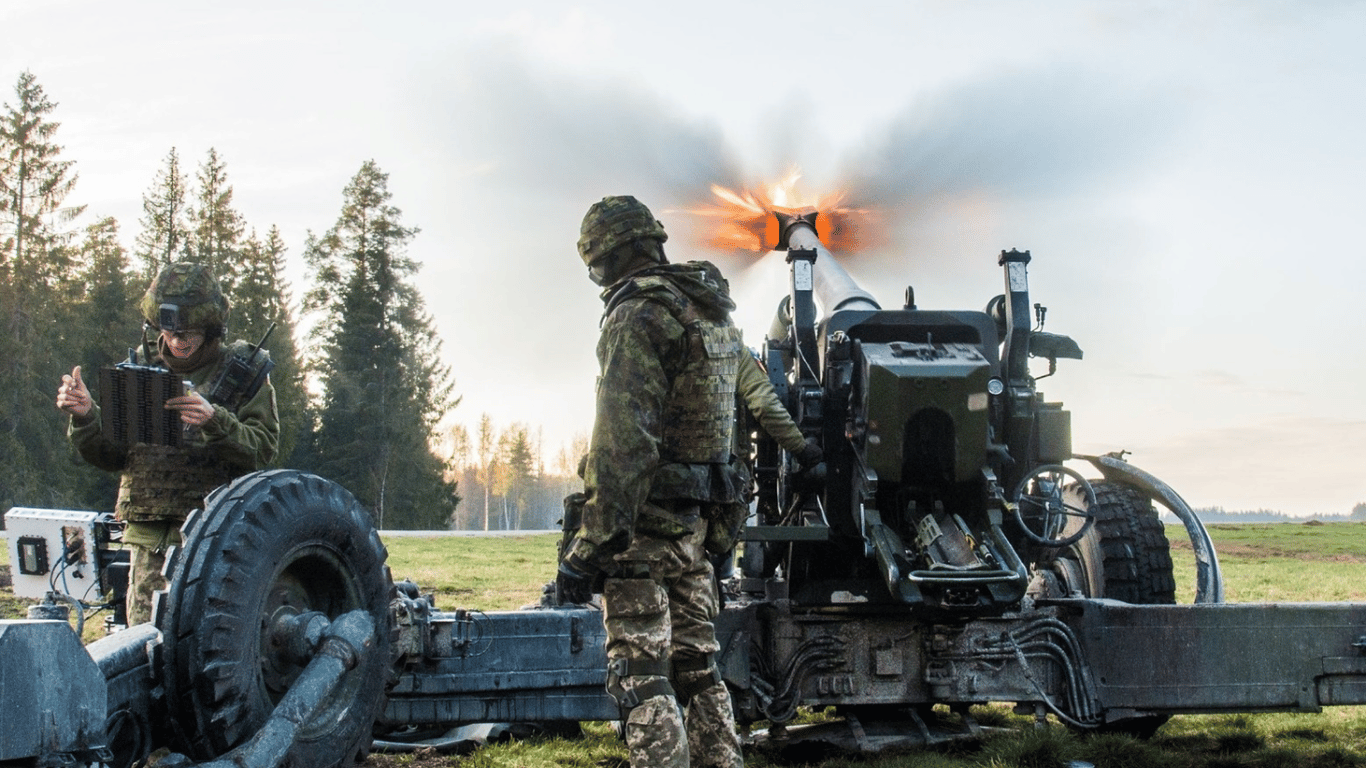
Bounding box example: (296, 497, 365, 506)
(1053, 480, 1174, 738)
(1055, 481, 1175, 604)
(154, 470, 392, 768)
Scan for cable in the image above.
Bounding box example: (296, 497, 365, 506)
(752, 634, 844, 723)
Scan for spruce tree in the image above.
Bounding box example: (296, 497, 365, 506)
(133, 147, 190, 280)
(500, 424, 538, 530)
(71, 216, 138, 370)
(0, 71, 84, 286)
(236, 226, 307, 465)
(184, 147, 245, 288)
(301, 160, 460, 528)
(64, 216, 138, 508)
(0, 70, 85, 510)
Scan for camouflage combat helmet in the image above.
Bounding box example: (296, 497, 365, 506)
(140, 262, 229, 338)
(577, 195, 668, 269)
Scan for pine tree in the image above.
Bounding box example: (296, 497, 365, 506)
(184, 147, 245, 288)
(0, 70, 86, 511)
(235, 225, 307, 465)
(301, 160, 460, 528)
(133, 147, 190, 280)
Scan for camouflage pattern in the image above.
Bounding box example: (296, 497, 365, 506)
(604, 513, 737, 768)
(69, 334, 278, 622)
(578, 195, 668, 268)
(139, 261, 230, 334)
(603, 571, 685, 767)
(123, 521, 178, 625)
(114, 443, 244, 522)
(571, 262, 745, 566)
(683, 670, 744, 768)
(571, 253, 747, 767)
(702, 499, 747, 557)
(71, 338, 279, 522)
(658, 310, 743, 464)
(626, 694, 687, 768)
(735, 353, 806, 454)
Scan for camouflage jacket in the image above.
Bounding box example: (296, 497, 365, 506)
(736, 351, 806, 454)
(69, 339, 280, 523)
(574, 261, 746, 566)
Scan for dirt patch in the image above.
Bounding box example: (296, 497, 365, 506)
(1169, 537, 1366, 563)
(1179, 542, 1366, 563)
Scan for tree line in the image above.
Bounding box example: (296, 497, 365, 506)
(1184, 505, 1366, 524)
(441, 416, 588, 532)
(0, 70, 580, 529)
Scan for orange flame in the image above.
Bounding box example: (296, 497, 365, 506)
(684, 169, 873, 254)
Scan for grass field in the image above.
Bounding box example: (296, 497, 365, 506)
(385, 534, 559, 611)
(7, 521, 1366, 767)
(1170, 521, 1366, 604)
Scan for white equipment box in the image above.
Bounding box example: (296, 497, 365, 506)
(4, 508, 110, 600)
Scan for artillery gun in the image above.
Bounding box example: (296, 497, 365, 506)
(2, 209, 1361, 768)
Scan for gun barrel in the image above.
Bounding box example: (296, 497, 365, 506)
(778, 212, 880, 316)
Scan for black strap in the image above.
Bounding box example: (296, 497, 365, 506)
(672, 651, 714, 674)
(606, 657, 677, 709)
(608, 656, 672, 678)
(673, 662, 723, 707)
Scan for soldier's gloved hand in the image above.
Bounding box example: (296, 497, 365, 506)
(796, 438, 824, 469)
(556, 551, 603, 605)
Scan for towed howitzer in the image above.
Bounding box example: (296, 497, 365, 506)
(0, 215, 1358, 768)
(738, 210, 1222, 612)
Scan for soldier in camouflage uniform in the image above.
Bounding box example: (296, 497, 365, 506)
(699, 262, 823, 568)
(55, 262, 279, 625)
(557, 196, 746, 768)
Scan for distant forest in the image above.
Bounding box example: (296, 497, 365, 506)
(1177, 503, 1366, 524)
(0, 70, 578, 531)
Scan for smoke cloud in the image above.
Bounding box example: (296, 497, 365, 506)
(841, 64, 1184, 211)
(422, 54, 744, 208)
(405, 52, 1192, 459)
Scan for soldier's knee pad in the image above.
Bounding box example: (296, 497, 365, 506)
(606, 657, 676, 710)
(672, 651, 722, 708)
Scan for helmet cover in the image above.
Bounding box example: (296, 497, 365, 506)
(577, 195, 668, 269)
(140, 262, 229, 335)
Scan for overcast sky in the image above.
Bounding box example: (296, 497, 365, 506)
(5, 1, 1363, 516)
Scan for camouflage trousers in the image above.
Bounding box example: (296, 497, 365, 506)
(603, 504, 744, 768)
(124, 520, 181, 626)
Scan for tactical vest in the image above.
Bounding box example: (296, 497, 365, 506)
(615, 275, 744, 465)
(116, 444, 242, 523)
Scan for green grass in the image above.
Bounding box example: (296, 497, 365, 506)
(1169, 522, 1366, 603)
(384, 534, 560, 612)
